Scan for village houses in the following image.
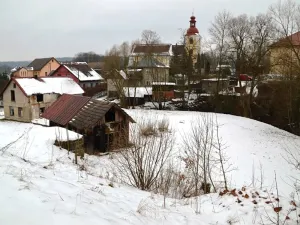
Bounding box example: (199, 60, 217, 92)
(107, 15, 201, 99)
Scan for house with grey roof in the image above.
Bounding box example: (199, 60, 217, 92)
(11, 57, 60, 78)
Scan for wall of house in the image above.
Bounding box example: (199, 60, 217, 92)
(270, 47, 300, 74)
(30, 93, 60, 120)
(129, 55, 171, 67)
(39, 59, 60, 77)
(13, 68, 33, 78)
(107, 79, 118, 93)
(154, 55, 170, 67)
(3, 81, 31, 122)
(142, 68, 169, 86)
(51, 66, 79, 82)
(80, 81, 100, 89)
(3, 81, 60, 122)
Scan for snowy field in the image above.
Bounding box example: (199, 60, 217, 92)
(0, 110, 299, 225)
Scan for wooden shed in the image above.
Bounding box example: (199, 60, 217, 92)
(42, 94, 134, 153)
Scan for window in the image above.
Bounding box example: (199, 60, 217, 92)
(82, 83, 86, 88)
(40, 107, 45, 114)
(36, 94, 43, 102)
(11, 90, 15, 101)
(18, 107, 23, 117)
(57, 74, 61, 76)
(189, 37, 194, 44)
(13, 83, 16, 88)
(45, 72, 48, 76)
(9, 106, 14, 116)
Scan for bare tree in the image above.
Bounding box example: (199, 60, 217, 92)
(141, 30, 161, 45)
(228, 14, 252, 87)
(182, 114, 215, 196)
(113, 119, 174, 191)
(243, 13, 275, 117)
(209, 10, 231, 94)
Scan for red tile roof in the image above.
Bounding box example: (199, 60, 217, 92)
(42, 94, 91, 126)
(42, 94, 135, 128)
(69, 99, 135, 130)
(270, 31, 300, 47)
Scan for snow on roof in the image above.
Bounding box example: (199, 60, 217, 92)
(152, 82, 176, 86)
(123, 87, 152, 98)
(65, 66, 103, 81)
(15, 77, 84, 96)
(119, 70, 127, 80)
(63, 63, 103, 81)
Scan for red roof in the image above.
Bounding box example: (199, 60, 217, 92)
(270, 31, 300, 47)
(186, 15, 199, 36)
(42, 94, 91, 126)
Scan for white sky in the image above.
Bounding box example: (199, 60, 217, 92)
(0, 0, 279, 61)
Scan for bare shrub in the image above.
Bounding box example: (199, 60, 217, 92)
(157, 118, 170, 132)
(139, 120, 157, 137)
(182, 113, 235, 199)
(114, 122, 174, 191)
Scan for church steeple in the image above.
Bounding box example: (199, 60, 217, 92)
(184, 14, 201, 67)
(186, 15, 199, 36)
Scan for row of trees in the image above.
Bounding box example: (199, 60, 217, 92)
(203, 0, 300, 132)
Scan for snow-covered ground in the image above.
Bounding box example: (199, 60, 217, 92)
(0, 111, 299, 225)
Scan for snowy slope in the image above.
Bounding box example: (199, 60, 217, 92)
(124, 110, 300, 197)
(0, 111, 299, 225)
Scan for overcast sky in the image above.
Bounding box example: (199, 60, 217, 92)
(0, 0, 279, 61)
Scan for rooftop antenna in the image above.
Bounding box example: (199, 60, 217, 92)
(192, 8, 194, 16)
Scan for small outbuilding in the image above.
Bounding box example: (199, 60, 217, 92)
(42, 94, 135, 153)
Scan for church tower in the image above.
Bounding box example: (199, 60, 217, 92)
(185, 15, 201, 67)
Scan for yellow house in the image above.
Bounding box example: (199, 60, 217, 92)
(269, 31, 300, 75)
(11, 57, 60, 78)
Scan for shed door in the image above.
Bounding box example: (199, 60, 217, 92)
(93, 125, 106, 152)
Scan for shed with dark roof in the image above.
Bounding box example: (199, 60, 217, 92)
(42, 94, 134, 152)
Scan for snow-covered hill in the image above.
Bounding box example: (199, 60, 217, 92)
(0, 110, 299, 225)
